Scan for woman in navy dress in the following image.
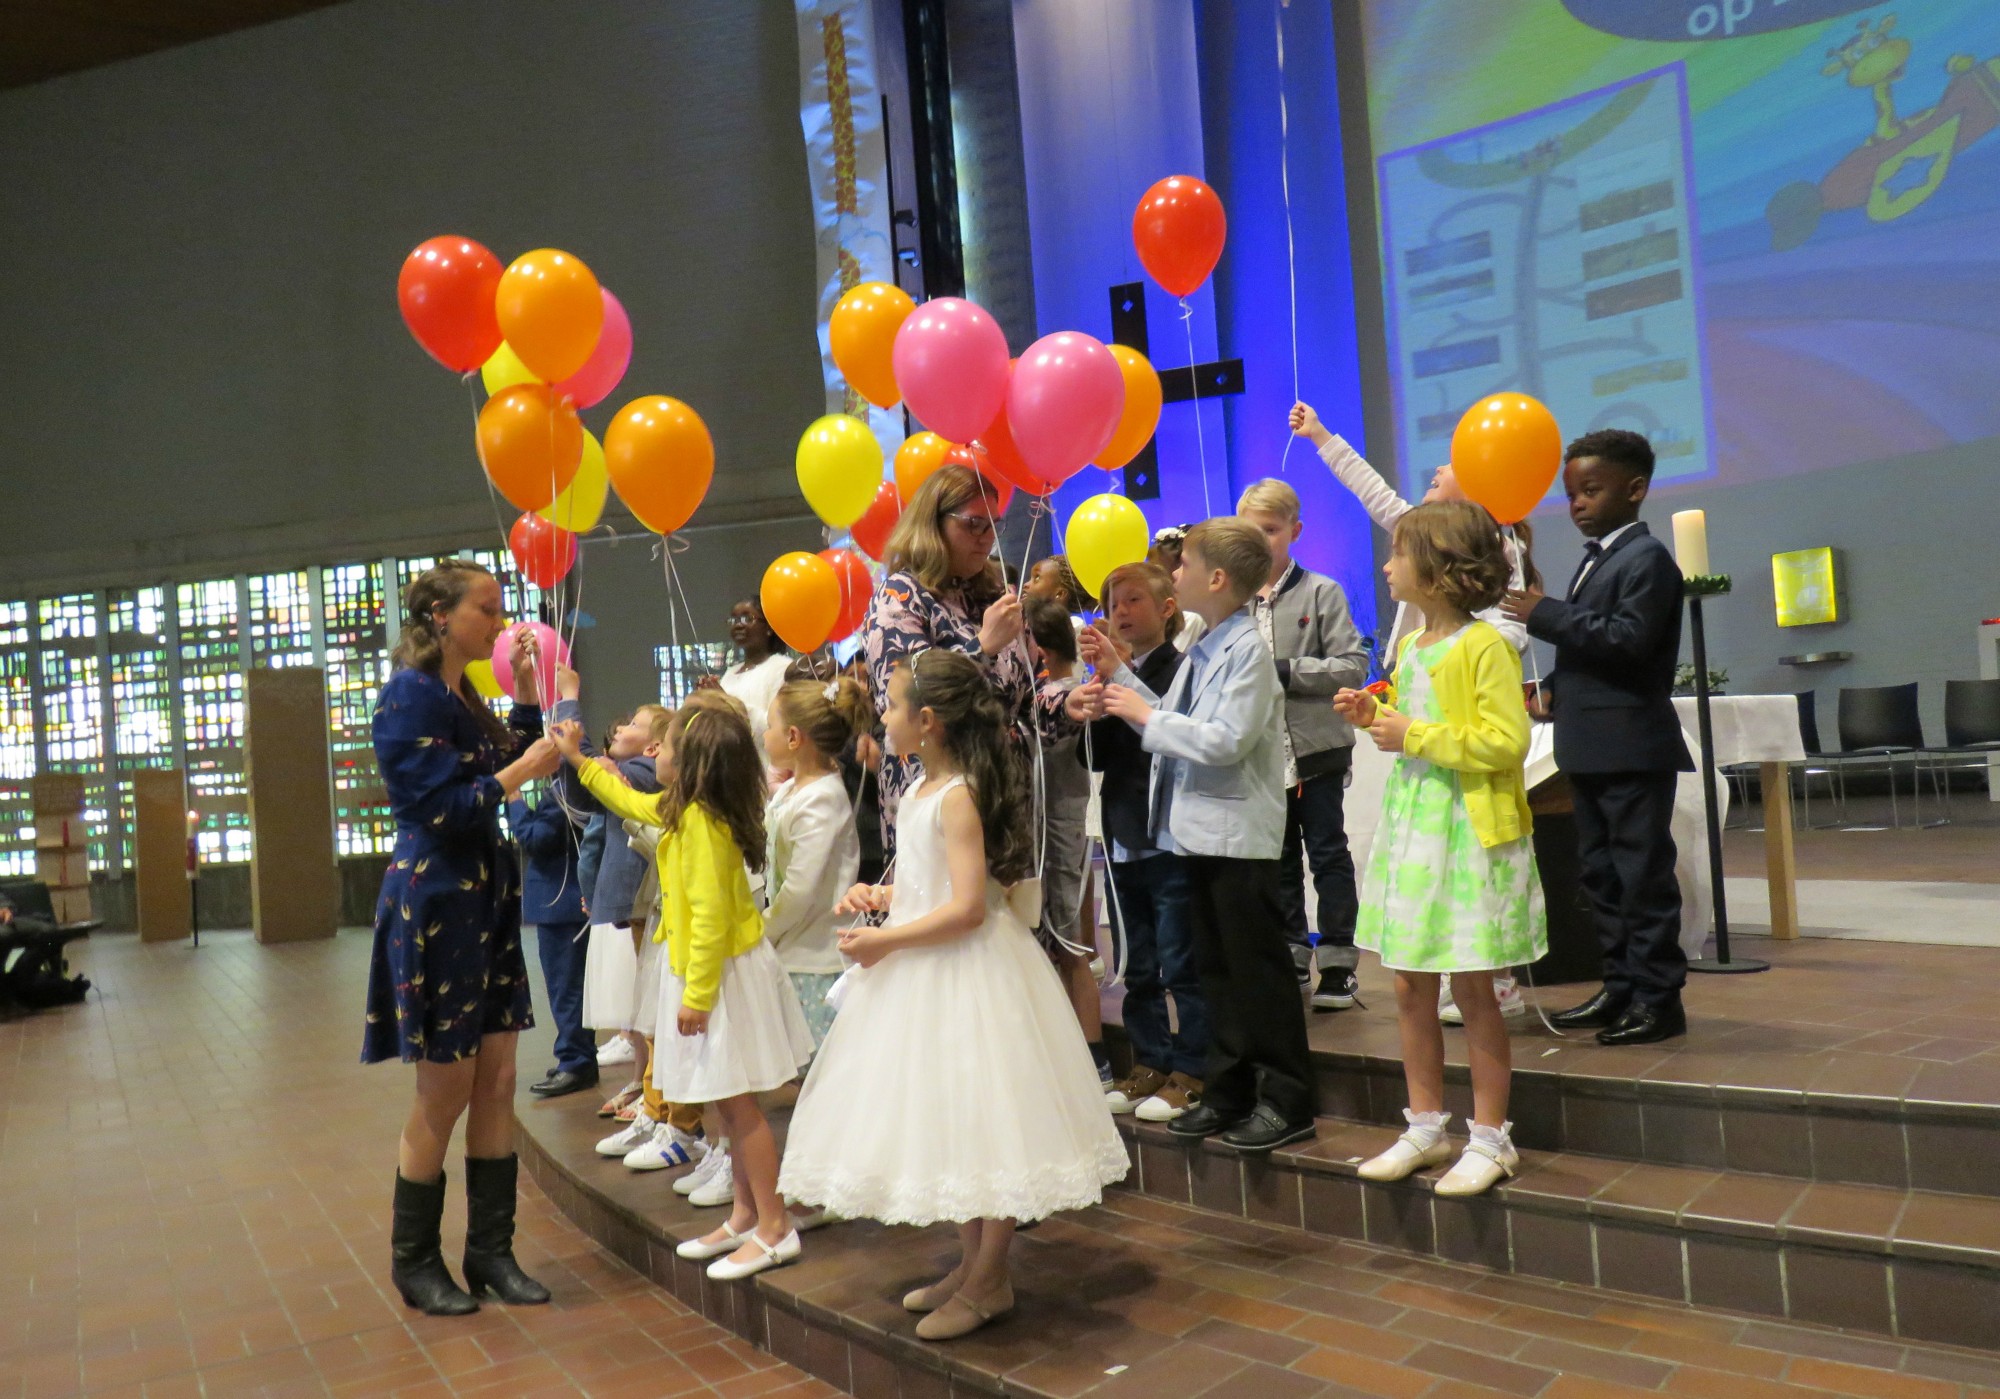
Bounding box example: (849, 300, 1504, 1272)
(362, 559, 561, 1316)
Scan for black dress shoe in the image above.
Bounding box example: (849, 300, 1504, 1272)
(528, 1068, 598, 1099)
(1548, 988, 1628, 1030)
(1220, 1104, 1317, 1154)
(1596, 1001, 1686, 1046)
(1167, 1102, 1250, 1139)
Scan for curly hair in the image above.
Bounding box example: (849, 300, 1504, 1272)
(1391, 500, 1512, 615)
(655, 698, 767, 873)
(899, 649, 1032, 884)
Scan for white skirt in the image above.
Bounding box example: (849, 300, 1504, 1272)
(650, 939, 816, 1103)
(581, 923, 640, 1031)
(633, 929, 665, 1035)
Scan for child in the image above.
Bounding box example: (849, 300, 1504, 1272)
(1500, 429, 1692, 1046)
(553, 699, 816, 1280)
(1083, 518, 1317, 1154)
(506, 783, 594, 1099)
(1023, 594, 1106, 1083)
(779, 650, 1127, 1342)
(761, 677, 871, 1047)
(1292, 400, 1542, 1025)
(1337, 501, 1547, 1196)
(1025, 554, 1093, 619)
(1083, 562, 1207, 1122)
(1236, 478, 1369, 1010)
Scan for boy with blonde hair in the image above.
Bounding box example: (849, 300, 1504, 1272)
(1235, 478, 1369, 1012)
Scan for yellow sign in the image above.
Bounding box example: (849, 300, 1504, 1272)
(1772, 548, 1838, 628)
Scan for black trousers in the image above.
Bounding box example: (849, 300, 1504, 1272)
(1182, 855, 1317, 1125)
(1273, 755, 1359, 966)
(1569, 771, 1685, 1008)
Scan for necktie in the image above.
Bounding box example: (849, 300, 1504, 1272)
(1569, 540, 1604, 599)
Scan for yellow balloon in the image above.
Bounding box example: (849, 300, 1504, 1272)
(538, 430, 608, 533)
(1066, 493, 1150, 601)
(795, 414, 884, 528)
(480, 340, 540, 397)
(466, 659, 504, 699)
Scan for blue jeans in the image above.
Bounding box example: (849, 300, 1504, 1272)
(534, 920, 593, 1075)
(1109, 853, 1207, 1079)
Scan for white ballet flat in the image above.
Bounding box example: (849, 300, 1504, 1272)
(706, 1229, 801, 1281)
(1434, 1136, 1519, 1198)
(1357, 1130, 1453, 1182)
(789, 1205, 839, 1233)
(674, 1221, 748, 1260)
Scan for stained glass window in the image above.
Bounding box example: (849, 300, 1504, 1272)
(176, 580, 249, 863)
(0, 602, 33, 877)
(108, 587, 173, 872)
(36, 594, 109, 869)
(656, 643, 730, 709)
(247, 570, 316, 668)
(325, 562, 391, 856)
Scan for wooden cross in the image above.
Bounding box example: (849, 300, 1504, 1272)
(1108, 280, 1246, 501)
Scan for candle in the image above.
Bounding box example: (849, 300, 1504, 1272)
(1672, 509, 1710, 577)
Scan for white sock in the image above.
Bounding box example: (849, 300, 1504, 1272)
(1402, 1109, 1449, 1148)
(1468, 1121, 1512, 1149)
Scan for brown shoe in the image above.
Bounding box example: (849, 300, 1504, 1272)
(1104, 1065, 1168, 1115)
(1133, 1072, 1203, 1123)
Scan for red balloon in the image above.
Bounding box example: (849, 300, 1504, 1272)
(974, 379, 1058, 499)
(397, 236, 504, 372)
(1132, 176, 1226, 299)
(509, 513, 578, 589)
(820, 548, 874, 642)
(850, 481, 902, 562)
(944, 445, 1016, 515)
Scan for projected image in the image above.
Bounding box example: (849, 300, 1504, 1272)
(1362, 1, 2000, 495)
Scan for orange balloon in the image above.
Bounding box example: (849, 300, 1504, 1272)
(496, 249, 604, 383)
(1095, 345, 1163, 470)
(761, 551, 841, 653)
(604, 395, 714, 534)
(894, 431, 952, 504)
(1449, 394, 1563, 525)
(476, 384, 583, 511)
(830, 282, 916, 409)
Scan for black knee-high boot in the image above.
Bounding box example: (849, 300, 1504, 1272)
(391, 1172, 479, 1316)
(461, 1155, 551, 1304)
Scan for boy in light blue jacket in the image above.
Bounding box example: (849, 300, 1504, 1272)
(1084, 517, 1318, 1155)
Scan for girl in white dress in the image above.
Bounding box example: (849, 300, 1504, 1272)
(778, 649, 1128, 1342)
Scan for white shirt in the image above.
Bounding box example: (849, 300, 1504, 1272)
(720, 653, 792, 732)
(1570, 522, 1639, 597)
(762, 771, 860, 975)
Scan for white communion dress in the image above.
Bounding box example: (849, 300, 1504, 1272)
(777, 776, 1129, 1225)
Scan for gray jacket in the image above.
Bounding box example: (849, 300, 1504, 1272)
(1250, 562, 1368, 777)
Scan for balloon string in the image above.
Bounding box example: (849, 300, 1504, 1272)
(1275, 0, 1302, 478)
(466, 374, 514, 559)
(1180, 298, 1214, 519)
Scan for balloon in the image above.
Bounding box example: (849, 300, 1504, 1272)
(1095, 345, 1163, 470)
(820, 547, 874, 643)
(1450, 393, 1563, 525)
(945, 444, 1015, 516)
(480, 340, 539, 397)
(509, 512, 578, 590)
(490, 621, 571, 703)
(605, 396, 713, 534)
(538, 429, 608, 533)
(894, 431, 952, 504)
(796, 414, 884, 529)
(1132, 175, 1227, 298)
(1066, 493, 1151, 600)
(476, 384, 583, 511)
(761, 551, 841, 653)
(553, 288, 631, 409)
(496, 248, 603, 383)
(830, 282, 916, 409)
(1008, 332, 1125, 484)
(890, 297, 1010, 444)
(397, 236, 504, 372)
(849, 481, 902, 562)
(975, 397, 1056, 498)
(465, 658, 505, 699)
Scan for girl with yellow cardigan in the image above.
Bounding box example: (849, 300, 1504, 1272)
(550, 694, 816, 1280)
(1334, 502, 1548, 1197)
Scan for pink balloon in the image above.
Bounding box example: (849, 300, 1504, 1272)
(490, 622, 572, 704)
(552, 289, 631, 410)
(1006, 332, 1126, 484)
(890, 297, 1010, 444)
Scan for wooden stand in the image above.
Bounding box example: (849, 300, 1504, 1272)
(246, 667, 338, 943)
(31, 772, 92, 926)
(133, 769, 192, 942)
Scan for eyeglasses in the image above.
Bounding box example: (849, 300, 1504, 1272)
(944, 511, 997, 537)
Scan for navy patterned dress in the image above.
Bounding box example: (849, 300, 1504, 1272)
(360, 666, 541, 1065)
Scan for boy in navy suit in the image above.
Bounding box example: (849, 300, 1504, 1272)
(1501, 429, 1693, 1046)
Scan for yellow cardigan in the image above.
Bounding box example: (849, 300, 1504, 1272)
(577, 762, 764, 1012)
(1385, 621, 1534, 850)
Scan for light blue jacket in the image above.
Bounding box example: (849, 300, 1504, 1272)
(1114, 609, 1287, 861)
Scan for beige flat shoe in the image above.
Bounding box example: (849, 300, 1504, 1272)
(902, 1269, 966, 1313)
(1357, 1131, 1452, 1182)
(915, 1283, 1014, 1341)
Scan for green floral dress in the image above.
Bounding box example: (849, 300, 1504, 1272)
(1355, 627, 1547, 974)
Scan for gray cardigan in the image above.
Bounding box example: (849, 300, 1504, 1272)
(1251, 561, 1368, 778)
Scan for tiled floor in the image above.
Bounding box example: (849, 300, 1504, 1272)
(0, 929, 831, 1399)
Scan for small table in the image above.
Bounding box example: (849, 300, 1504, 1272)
(1672, 695, 1807, 940)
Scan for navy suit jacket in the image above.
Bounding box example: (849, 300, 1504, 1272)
(1526, 522, 1693, 775)
(1087, 640, 1186, 855)
(507, 793, 586, 926)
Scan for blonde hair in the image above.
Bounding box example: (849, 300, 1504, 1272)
(1100, 561, 1183, 640)
(1390, 500, 1512, 614)
(632, 703, 673, 746)
(1236, 477, 1300, 523)
(773, 675, 875, 758)
(883, 464, 1006, 593)
(1183, 518, 1273, 601)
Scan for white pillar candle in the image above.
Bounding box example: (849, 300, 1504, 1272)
(1672, 509, 1710, 577)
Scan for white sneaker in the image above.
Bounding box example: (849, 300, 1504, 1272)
(675, 1142, 732, 1197)
(1435, 1128, 1519, 1197)
(623, 1122, 703, 1172)
(688, 1149, 737, 1207)
(597, 1037, 636, 1067)
(595, 1110, 657, 1157)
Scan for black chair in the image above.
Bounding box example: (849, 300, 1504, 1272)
(1784, 690, 1847, 829)
(1922, 678, 2000, 818)
(1835, 682, 1938, 828)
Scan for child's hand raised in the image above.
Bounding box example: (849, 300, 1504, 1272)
(1078, 623, 1129, 673)
(1101, 684, 1154, 727)
(1367, 706, 1414, 754)
(837, 926, 890, 968)
(554, 663, 581, 702)
(548, 719, 587, 762)
(1288, 401, 1332, 446)
(1333, 687, 1378, 728)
